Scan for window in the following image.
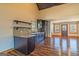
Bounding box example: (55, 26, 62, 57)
(54, 24, 60, 33)
(69, 23, 77, 33)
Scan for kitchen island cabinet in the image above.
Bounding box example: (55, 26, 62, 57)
(14, 36, 35, 55)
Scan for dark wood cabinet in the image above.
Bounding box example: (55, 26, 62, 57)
(14, 36, 35, 55)
(28, 36, 35, 54)
(37, 20, 48, 37)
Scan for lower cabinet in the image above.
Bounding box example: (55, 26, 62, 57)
(35, 32, 45, 44)
(28, 36, 35, 54)
(14, 36, 35, 55)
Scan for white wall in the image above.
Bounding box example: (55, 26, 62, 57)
(78, 23, 79, 36)
(38, 3, 79, 36)
(0, 3, 39, 52)
(50, 21, 54, 37)
(38, 3, 79, 20)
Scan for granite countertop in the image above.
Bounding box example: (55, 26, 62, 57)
(32, 32, 44, 34)
(14, 34, 36, 38)
(14, 32, 44, 38)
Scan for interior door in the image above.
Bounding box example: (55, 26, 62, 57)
(61, 24, 68, 36)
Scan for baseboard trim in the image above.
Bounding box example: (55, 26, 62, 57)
(52, 35, 61, 37)
(68, 36, 79, 38)
(52, 35, 79, 38)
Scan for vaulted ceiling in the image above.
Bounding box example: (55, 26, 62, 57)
(37, 3, 64, 10)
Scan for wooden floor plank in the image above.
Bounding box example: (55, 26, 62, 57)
(1, 37, 79, 56)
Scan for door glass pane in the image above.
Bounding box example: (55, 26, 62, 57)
(61, 24, 67, 36)
(62, 25, 66, 31)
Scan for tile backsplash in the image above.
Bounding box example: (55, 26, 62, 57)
(13, 20, 32, 37)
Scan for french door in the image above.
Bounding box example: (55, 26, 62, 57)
(61, 24, 68, 36)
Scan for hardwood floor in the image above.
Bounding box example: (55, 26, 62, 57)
(0, 49, 26, 56)
(1, 36, 79, 56)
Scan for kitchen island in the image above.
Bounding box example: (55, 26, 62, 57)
(14, 32, 45, 55)
(14, 35, 35, 55)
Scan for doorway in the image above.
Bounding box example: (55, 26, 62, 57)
(61, 24, 68, 36)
